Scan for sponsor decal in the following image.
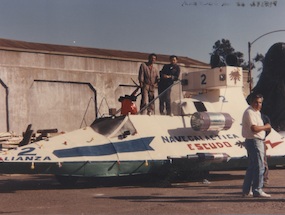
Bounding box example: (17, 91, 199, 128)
(1, 147, 51, 162)
(264, 140, 283, 149)
(3, 156, 51, 161)
(161, 134, 239, 150)
(161, 134, 239, 143)
(229, 68, 241, 84)
(187, 141, 232, 150)
(161, 134, 284, 150)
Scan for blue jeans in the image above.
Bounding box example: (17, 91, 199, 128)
(242, 139, 265, 195)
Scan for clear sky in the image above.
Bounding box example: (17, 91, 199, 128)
(0, 0, 284, 85)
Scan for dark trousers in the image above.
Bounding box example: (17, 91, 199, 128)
(159, 88, 171, 115)
(264, 142, 269, 183)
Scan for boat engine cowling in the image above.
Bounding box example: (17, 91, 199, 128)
(191, 112, 233, 131)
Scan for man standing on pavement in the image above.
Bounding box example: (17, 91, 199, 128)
(242, 93, 272, 198)
(138, 53, 159, 115)
(158, 55, 180, 115)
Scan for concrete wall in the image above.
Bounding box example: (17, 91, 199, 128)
(0, 49, 209, 134)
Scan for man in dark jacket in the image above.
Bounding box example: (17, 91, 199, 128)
(158, 55, 180, 115)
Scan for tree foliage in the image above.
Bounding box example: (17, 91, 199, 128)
(252, 53, 265, 78)
(210, 38, 265, 72)
(210, 39, 247, 69)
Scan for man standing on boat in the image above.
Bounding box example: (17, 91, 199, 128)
(158, 55, 180, 115)
(138, 53, 159, 115)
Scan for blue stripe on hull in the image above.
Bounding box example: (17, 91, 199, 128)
(53, 137, 155, 158)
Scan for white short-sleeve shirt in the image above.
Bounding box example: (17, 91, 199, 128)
(242, 106, 265, 140)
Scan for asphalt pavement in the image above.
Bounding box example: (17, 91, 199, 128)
(1, 168, 285, 214)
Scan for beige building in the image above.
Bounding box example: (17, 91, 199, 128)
(0, 38, 213, 134)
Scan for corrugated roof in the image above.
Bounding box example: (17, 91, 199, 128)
(0, 38, 209, 67)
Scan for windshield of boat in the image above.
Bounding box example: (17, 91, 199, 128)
(90, 115, 126, 136)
